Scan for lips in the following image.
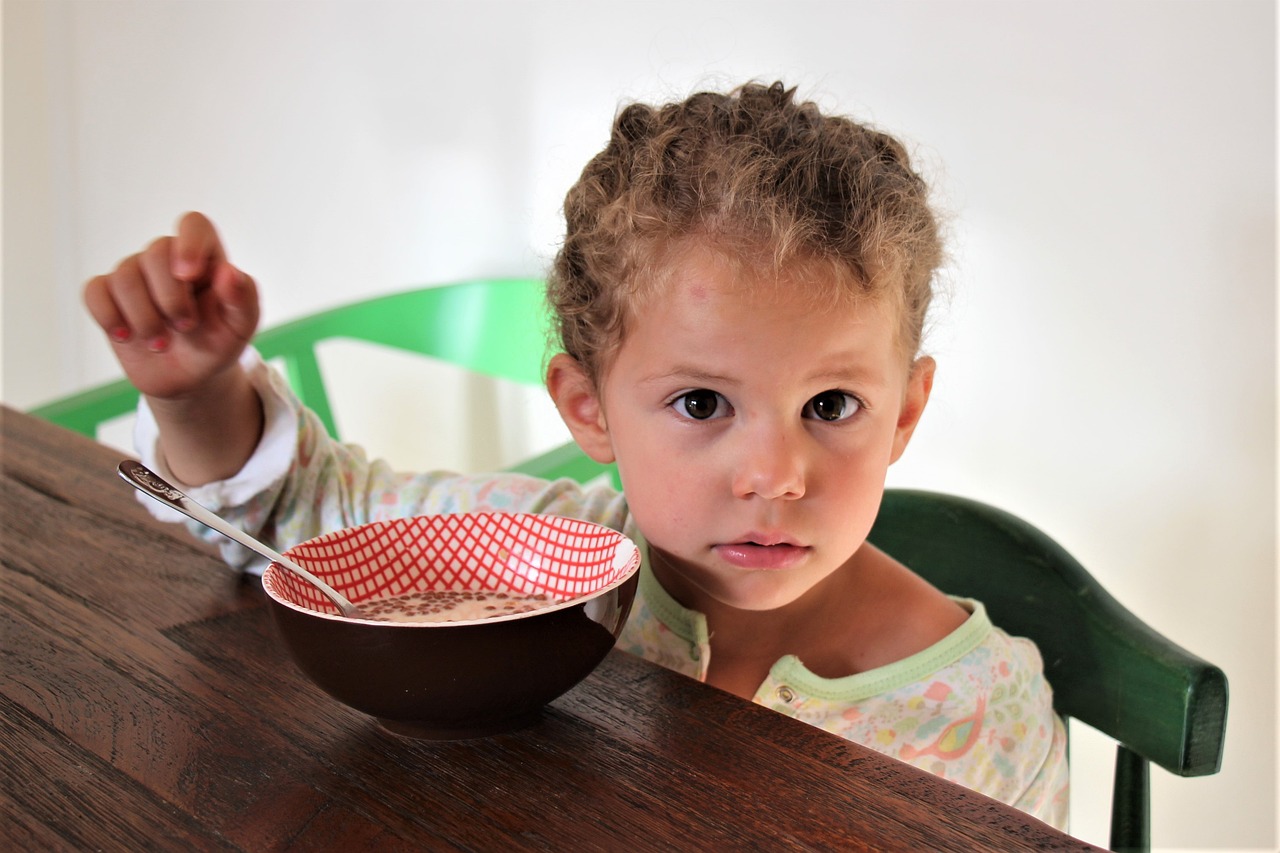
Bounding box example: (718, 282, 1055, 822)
(713, 536, 809, 571)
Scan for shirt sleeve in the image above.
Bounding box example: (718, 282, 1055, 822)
(134, 347, 630, 573)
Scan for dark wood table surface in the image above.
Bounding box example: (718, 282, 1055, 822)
(1, 405, 1096, 851)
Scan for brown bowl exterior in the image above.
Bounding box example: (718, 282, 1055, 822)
(266, 574, 637, 738)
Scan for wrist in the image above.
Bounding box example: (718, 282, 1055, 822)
(149, 366, 265, 485)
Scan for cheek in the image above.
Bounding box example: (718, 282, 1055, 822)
(819, 442, 893, 508)
(614, 438, 710, 531)
(619, 452, 695, 511)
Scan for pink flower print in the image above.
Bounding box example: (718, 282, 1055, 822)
(924, 681, 952, 702)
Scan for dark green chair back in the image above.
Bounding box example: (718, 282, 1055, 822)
(868, 489, 1228, 852)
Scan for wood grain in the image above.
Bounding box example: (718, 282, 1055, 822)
(1, 406, 1096, 851)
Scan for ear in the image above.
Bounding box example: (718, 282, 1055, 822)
(546, 353, 617, 464)
(889, 356, 935, 464)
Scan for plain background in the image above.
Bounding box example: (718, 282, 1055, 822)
(2, 1, 1275, 849)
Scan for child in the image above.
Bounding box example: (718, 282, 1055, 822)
(85, 81, 1069, 827)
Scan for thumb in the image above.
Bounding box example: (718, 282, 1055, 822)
(211, 264, 261, 340)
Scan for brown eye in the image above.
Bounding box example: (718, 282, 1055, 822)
(804, 391, 859, 422)
(674, 390, 727, 420)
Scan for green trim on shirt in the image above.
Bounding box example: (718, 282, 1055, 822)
(637, 552, 711, 651)
(767, 600, 991, 702)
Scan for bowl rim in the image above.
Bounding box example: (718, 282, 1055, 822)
(261, 512, 642, 628)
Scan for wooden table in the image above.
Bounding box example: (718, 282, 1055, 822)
(1, 406, 1095, 851)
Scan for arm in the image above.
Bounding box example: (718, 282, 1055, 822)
(92, 217, 631, 565)
(136, 348, 633, 573)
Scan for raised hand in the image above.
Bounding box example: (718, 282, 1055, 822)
(83, 212, 265, 484)
(83, 211, 260, 400)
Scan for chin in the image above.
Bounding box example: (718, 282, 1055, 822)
(715, 582, 809, 613)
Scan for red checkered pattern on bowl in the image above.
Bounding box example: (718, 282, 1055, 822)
(265, 512, 638, 616)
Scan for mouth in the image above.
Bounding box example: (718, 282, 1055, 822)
(713, 536, 810, 571)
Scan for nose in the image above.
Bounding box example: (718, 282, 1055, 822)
(731, 421, 807, 501)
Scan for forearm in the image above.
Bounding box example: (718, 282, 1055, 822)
(147, 365, 264, 486)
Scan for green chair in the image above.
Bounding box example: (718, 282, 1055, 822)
(29, 277, 619, 487)
(867, 489, 1228, 852)
(31, 279, 1225, 851)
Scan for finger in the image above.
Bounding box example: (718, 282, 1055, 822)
(171, 211, 226, 282)
(107, 257, 173, 352)
(139, 237, 199, 332)
(83, 275, 133, 344)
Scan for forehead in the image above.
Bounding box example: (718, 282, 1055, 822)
(633, 240, 901, 340)
(587, 237, 912, 385)
(637, 234, 906, 317)
(611, 245, 904, 381)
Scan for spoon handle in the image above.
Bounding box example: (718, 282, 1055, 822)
(117, 459, 359, 617)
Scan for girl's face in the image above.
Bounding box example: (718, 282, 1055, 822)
(555, 245, 933, 614)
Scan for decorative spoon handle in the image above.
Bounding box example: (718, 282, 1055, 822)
(117, 459, 359, 617)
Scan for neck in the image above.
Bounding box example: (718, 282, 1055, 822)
(648, 548, 859, 661)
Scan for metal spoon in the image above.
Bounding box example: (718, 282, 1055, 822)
(117, 459, 361, 618)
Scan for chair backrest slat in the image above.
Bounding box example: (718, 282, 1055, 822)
(32, 278, 551, 443)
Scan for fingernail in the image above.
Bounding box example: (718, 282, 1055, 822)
(173, 257, 197, 279)
(109, 326, 132, 343)
(174, 316, 196, 332)
(147, 334, 170, 352)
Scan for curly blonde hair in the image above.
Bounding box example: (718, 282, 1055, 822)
(549, 81, 943, 384)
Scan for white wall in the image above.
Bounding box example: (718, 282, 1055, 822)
(3, 1, 1274, 849)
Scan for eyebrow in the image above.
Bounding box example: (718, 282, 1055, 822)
(638, 367, 739, 387)
(640, 363, 884, 388)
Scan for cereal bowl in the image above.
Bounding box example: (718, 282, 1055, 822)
(261, 512, 641, 739)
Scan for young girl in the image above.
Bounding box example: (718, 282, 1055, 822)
(85, 81, 1069, 828)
